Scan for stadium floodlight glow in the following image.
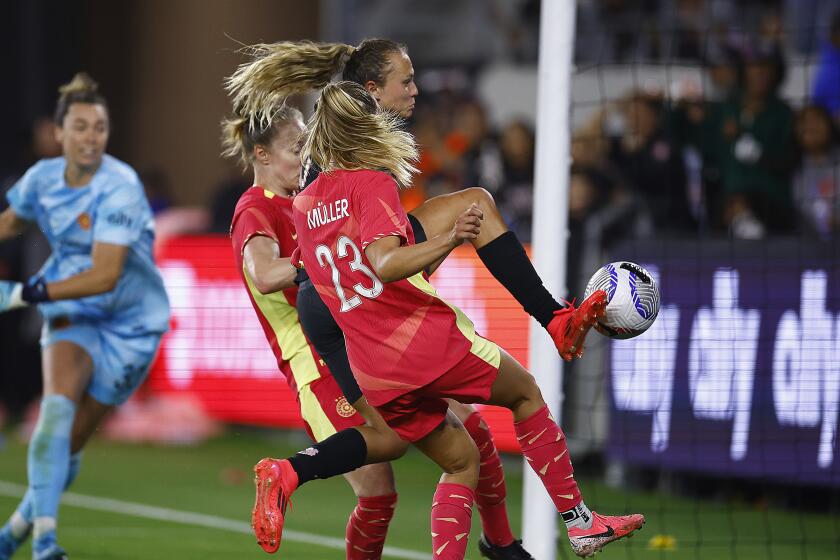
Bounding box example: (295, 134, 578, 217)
(525, 0, 577, 558)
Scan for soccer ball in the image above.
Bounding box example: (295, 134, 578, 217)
(584, 261, 660, 339)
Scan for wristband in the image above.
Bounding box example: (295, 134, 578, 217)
(21, 278, 50, 303)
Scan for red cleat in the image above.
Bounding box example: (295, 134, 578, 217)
(546, 290, 608, 361)
(252, 458, 298, 554)
(567, 511, 645, 557)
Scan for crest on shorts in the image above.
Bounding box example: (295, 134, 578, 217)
(336, 396, 356, 418)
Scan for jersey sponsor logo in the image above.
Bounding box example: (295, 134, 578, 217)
(306, 199, 349, 230)
(335, 395, 356, 418)
(107, 211, 134, 228)
(77, 213, 91, 230)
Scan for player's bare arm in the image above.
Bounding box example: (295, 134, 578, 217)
(0, 207, 29, 242)
(243, 235, 297, 294)
(46, 242, 128, 300)
(364, 205, 482, 283)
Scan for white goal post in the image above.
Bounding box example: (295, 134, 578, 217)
(523, 1, 578, 558)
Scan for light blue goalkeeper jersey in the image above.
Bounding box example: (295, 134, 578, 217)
(6, 155, 170, 336)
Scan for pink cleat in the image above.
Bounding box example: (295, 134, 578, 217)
(567, 511, 645, 557)
(546, 290, 608, 361)
(251, 458, 298, 554)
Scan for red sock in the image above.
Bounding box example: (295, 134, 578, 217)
(346, 493, 397, 560)
(463, 411, 515, 547)
(514, 405, 581, 512)
(431, 483, 474, 560)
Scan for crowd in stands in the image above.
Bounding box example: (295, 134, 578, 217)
(572, 7, 840, 241)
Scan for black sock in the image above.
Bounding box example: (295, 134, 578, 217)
(287, 428, 368, 487)
(476, 231, 563, 328)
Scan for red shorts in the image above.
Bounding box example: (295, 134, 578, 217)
(297, 375, 364, 443)
(376, 336, 501, 442)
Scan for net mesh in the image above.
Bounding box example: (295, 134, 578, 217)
(564, 1, 840, 558)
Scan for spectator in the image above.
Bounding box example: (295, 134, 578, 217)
(608, 92, 695, 233)
(706, 42, 796, 235)
(449, 98, 503, 194)
(411, 105, 461, 200)
(811, 10, 840, 125)
(703, 45, 742, 102)
(793, 105, 840, 236)
(496, 119, 535, 241)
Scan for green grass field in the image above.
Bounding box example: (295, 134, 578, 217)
(0, 429, 837, 559)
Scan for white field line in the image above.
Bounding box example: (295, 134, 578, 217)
(0, 480, 429, 560)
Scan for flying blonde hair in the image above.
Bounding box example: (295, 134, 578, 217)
(225, 41, 354, 127)
(303, 81, 418, 187)
(225, 38, 407, 128)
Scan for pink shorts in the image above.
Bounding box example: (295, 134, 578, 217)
(376, 336, 501, 442)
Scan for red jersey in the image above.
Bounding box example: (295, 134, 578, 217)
(292, 169, 474, 406)
(230, 186, 330, 393)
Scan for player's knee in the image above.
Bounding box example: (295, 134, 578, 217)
(366, 427, 409, 462)
(522, 373, 543, 403)
(464, 187, 497, 212)
(351, 462, 397, 497)
(441, 436, 479, 476)
(382, 435, 410, 462)
(446, 400, 477, 423)
(507, 373, 545, 415)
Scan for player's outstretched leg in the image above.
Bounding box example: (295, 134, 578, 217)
(546, 290, 608, 361)
(487, 351, 644, 558)
(410, 188, 604, 361)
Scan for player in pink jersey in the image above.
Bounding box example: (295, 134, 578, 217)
(223, 105, 410, 559)
(221, 98, 531, 559)
(288, 81, 645, 559)
(227, 40, 604, 558)
(227, 40, 551, 560)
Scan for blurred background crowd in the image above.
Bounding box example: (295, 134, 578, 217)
(1, 0, 840, 422)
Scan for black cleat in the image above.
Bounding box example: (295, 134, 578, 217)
(478, 534, 535, 560)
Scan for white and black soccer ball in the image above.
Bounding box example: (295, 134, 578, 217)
(584, 261, 660, 339)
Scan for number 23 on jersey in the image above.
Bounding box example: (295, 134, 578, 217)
(315, 235, 383, 312)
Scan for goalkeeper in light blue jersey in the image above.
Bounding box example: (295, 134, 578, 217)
(0, 73, 170, 560)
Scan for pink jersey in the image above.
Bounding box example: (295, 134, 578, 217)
(292, 169, 474, 406)
(231, 186, 332, 394)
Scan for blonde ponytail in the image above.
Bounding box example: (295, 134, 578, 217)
(226, 41, 354, 126)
